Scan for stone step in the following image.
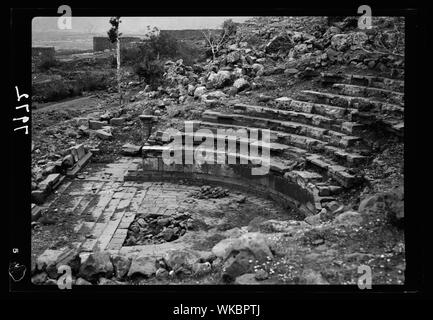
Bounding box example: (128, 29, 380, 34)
(202, 111, 362, 149)
(306, 154, 361, 188)
(275, 97, 355, 121)
(199, 121, 366, 168)
(284, 171, 343, 197)
(141, 145, 296, 174)
(320, 72, 404, 93)
(299, 90, 404, 116)
(170, 131, 294, 156)
(233, 103, 365, 135)
(332, 83, 404, 106)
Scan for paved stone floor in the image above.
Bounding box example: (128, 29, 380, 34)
(33, 157, 289, 262)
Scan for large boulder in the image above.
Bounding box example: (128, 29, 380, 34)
(233, 78, 250, 92)
(333, 211, 364, 226)
(163, 249, 201, 273)
(36, 249, 64, 279)
(111, 254, 131, 279)
(193, 86, 207, 98)
(212, 232, 273, 262)
(79, 252, 113, 282)
(222, 250, 255, 283)
(265, 34, 293, 53)
(331, 32, 368, 51)
(301, 269, 329, 284)
(127, 256, 157, 278)
(358, 187, 404, 227)
(226, 51, 242, 64)
(207, 70, 233, 89)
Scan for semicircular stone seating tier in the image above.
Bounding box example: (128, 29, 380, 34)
(126, 72, 404, 218)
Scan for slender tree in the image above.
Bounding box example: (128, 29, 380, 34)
(107, 16, 122, 106)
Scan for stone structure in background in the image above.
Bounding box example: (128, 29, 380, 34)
(93, 36, 142, 52)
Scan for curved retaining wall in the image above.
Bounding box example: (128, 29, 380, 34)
(125, 156, 317, 217)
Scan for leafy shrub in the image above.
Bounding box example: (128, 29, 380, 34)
(133, 58, 164, 88)
(122, 28, 205, 67)
(76, 72, 112, 92)
(42, 80, 72, 101)
(222, 19, 238, 37)
(37, 57, 58, 71)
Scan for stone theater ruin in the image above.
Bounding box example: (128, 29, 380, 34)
(31, 16, 405, 286)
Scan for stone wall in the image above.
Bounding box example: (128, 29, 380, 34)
(126, 155, 316, 217)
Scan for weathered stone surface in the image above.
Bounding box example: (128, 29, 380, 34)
(226, 51, 242, 64)
(234, 273, 261, 284)
(62, 154, 75, 167)
(254, 269, 269, 281)
(222, 250, 255, 282)
(31, 272, 48, 285)
(233, 78, 250, 92)
(207, 70, 232, 89)
(212, 232, 273, 262)
(110, 117, 126, 126)
(79, 252, 113, 282)
(155, 267, 169, 279)
(265, 34, 293, 53)
(36, 249, 65, 278)
(38, 173, 61, 192)
(111, 254, 131, 279)
(121, 143, 141, 156)
(358, 187, 404, 226)
(334, 211, 364, 226)
(164, 249, 200, 272)
(95, 129, 112, 140)
(127, 256, 157, 278)
(194, 86, 207, 98)
(301, 269, 329, 284)
(89, 120, 107, 130)
(192, 262, 212, 276)
(75, 277, 92, 285)
(331, 32, 368, 51)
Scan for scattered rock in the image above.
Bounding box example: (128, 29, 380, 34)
(75, 277, 92, 285)
(233, 78, 250, 92)
(207, 70, 233, 89)
(95, 129, 112, 140)
(194, 86, 207, 98)
(111, 254, 131, 279)
(121, 143, 141, 156)
(127, 256, 157, 278)
(334, 211, 364, 226)
(212, 232, 273, 262)
(155, 267, 169, 279)
(235, 273, 261, 284)
(254, 269, 269, 281)
(222, 250, 256, 283)
(79, 252, 113, 282)
(192, 262, 212, 276)
(164, 249, 200, 273)
(301, 269, 329, 284)
(358, 187, 404, 227)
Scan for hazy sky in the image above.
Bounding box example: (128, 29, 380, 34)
(32, 17, 251, 34)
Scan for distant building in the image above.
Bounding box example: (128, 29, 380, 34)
(159, 29, 215, 41)
(93, 37, 142, 52)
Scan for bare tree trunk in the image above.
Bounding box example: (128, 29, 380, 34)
(117, 38, 122, 106)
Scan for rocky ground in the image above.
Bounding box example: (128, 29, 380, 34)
(31, 16, 405, 286)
